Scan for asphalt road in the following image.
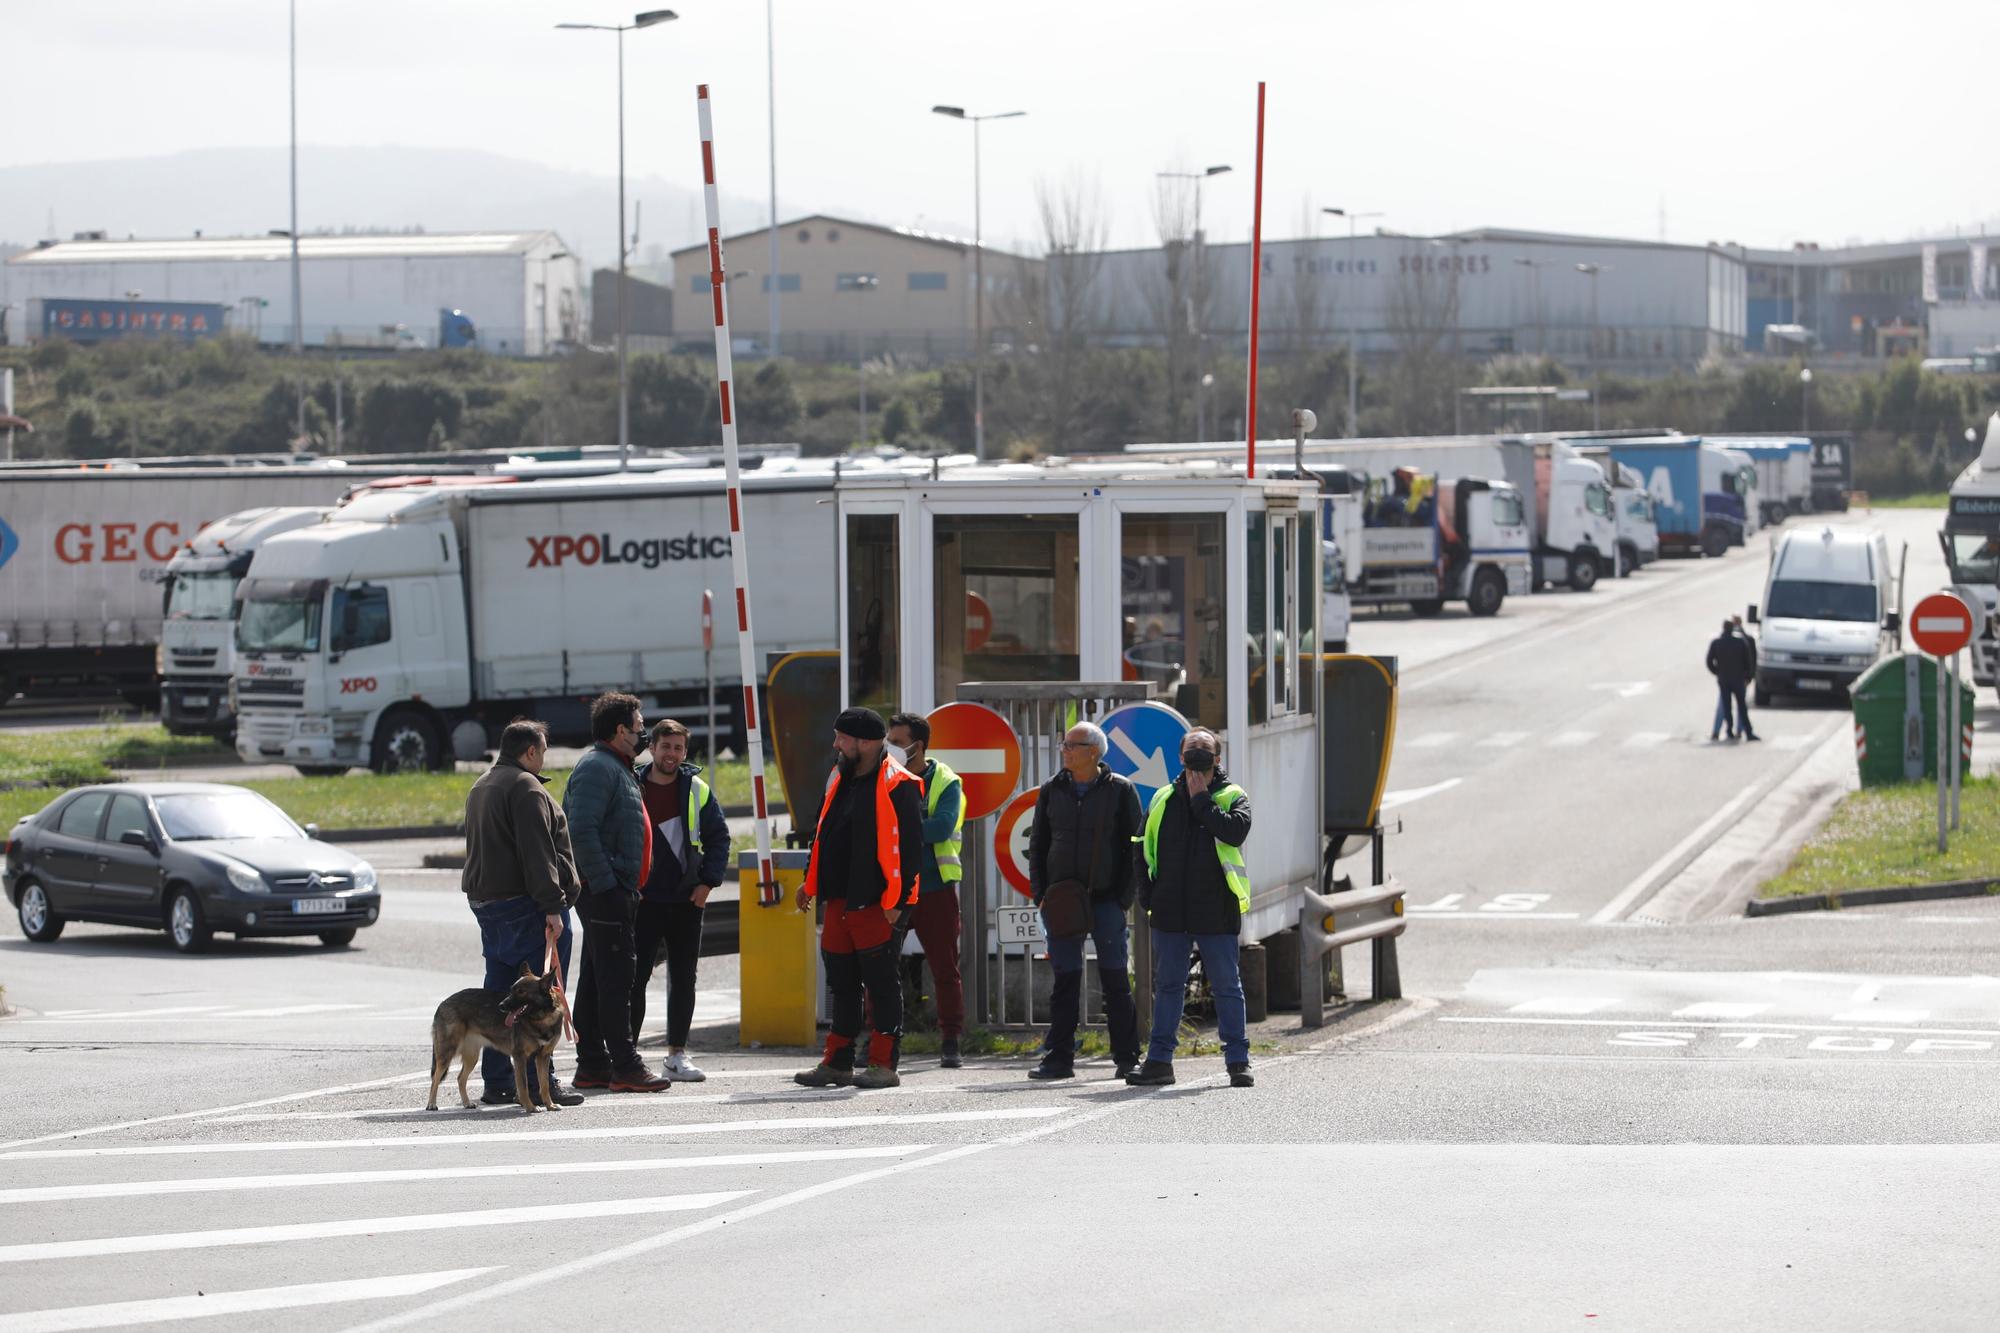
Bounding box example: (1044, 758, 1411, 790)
(5, 507, 2000, 1330)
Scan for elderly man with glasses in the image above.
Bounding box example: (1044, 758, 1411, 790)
(1025, 720, 1144, 1081)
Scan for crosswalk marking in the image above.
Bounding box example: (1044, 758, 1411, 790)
(1508, 997, 1620, 1015)
(1410, 732, 1460, 748)
(1673, 1002, 1773, 1019)
(1622, 731, 1673, 748)
(1770, 734, 1814, 750)
(0, 1269, 497, 1333)
(1547, 731, 1597, 748)
(1393, 726, 1824, 752)
(0, 1193, 753, 1265)
(1477, 731, 1529, 748)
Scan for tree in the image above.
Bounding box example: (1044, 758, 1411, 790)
(997, 173, 1112, 454)
(1141, 170, 1214, 442)
(1383, 246, 1459, 434)
(357, 379, 464, 453)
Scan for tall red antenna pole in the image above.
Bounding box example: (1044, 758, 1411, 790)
(1245, 80, 1267, 478)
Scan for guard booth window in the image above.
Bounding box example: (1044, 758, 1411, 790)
(1248, 508, 1308, 726)
(1248, 515, 1268, 725)
(330, 585, 391, 654)
(846, 514, 900, 711)
(1121, 514, 1228, 732)
(934, 514, 1078, 702)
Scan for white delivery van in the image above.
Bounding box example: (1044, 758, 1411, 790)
(1746, 526, 1906, 705)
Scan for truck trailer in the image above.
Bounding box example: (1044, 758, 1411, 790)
(1602, 436, 1752, 558)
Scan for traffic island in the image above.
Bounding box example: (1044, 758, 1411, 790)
(1750, 775, 2000, 915)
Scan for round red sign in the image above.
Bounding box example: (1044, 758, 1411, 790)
(924, 701, 1022, 822)
(992, 787, 1038, 899)
(1910, 591, 1975, 658)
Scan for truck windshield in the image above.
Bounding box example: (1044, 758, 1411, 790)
(155, 791, 302, 842)
(167, 572, 237, 621)
(1585, 485, 1611, 518)
(238, 597, 323, 652)
(1766, 579, 1877, 623)
(1945, 532, 2000, 584)
(1490, 492, 1525, 527)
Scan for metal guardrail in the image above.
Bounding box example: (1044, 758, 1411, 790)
(1296, 876, 1405, 1028)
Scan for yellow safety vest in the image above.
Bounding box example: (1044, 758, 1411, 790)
(1140, 781, 1251, 913)
(682, 773, 710, 861)
(926, 759, 965, 884)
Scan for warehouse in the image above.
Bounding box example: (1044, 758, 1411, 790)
(1, 230, 582, 356)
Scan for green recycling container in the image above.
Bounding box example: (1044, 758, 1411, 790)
(1849, 653, 1976, 787)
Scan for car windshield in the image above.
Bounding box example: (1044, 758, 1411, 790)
(167, 571, 237, 621)
(1766, 579, 1877, 623)
(155, 792, 302, 842)
(237, 596, 322, 652)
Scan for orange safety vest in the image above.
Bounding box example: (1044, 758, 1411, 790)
(801, 757, 922, 912)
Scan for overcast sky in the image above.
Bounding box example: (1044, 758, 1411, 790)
(6, 0, 1994, 255)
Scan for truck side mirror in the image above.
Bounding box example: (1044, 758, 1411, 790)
(1884, 612, 1901, 637)
(1746, 605, 1759, 625)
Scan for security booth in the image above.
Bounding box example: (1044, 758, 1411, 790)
(835, 461, 1334, 1025)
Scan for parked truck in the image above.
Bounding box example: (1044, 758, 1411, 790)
(1573, 447, 1660, 573)
(1602, 436, 1752, 558)
(1316, 465, 1532, 617)
(1943, 413, 2000, 699)
(1807, 433, 1854, 512)
(1710, 436, 1813, 525)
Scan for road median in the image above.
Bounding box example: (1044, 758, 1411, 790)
(1751, 775, 2000, 915)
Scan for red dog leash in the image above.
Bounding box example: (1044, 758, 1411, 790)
(544, 918, 577, 1043)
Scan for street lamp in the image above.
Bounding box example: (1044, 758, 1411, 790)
(558, 9, 678, 472)
(1576, 262, 1604, 431)
(1430, 237, 1468, 433)
(289, 0, 304, 444)
(934, 104, 1027, 460)
(1513, 257, 1551, 357)
(540, 248, 570, 449)
(1800, 366, 1813, 433)
(1324, 207, 1382, 437)
(1163, 165, 1232, 441)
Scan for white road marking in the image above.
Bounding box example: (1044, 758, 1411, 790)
(0, 1147, 927, 1206)
(1588, 681, 1653, 699)
(0, 1193, 751, 1265)
(0, 1269, 497, 1333)
(1589, 782, 1758, 924)
(1409, 732, 1460, 749)
(1546, 731, 1596, 748)
(217, 1003, 372, 1019)
(1403, 909, 1581, 920)
(1441, 1016, 2000, 1037)
(1508, 997, 1621, 1015)
(1770, 734, 1813, 750)
(1, 1108, 1067, 1161)
(1477, 731, 1528, 748)
(1379, 778, 1462, 811)
(37, 1006, 228, 1019)
(1621, 731, 1673, 748)
(0, 1070, 438, 1154)
(1673, 1002, 1773, 1019)
(1832, 1009, 1930, 1025)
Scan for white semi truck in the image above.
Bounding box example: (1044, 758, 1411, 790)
(1943, 413, 2000, 699)
(1316, 466, 1532, 617)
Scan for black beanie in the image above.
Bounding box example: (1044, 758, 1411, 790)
(834, 707, 887, 740)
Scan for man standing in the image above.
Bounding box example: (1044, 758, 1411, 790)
(633, 719, 731, 1082)
(793, 708, 925, 1090)
(887, 711, 967, 1069)
(1026, 721, 1143, 1082)
(1706, 618, 1757, 742)
(1128, 728, 1254, 1089)
(1730, 614, 1761, 742)
(563, 692, 671, 1093)
(461, 719, 584, 1107)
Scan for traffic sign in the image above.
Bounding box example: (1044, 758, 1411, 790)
(1911, 591, 1975, 658)
(994, 904, 1044, 943)
(925, 701, 1022, 821)
(965, 591, 993, 652)
(1101, 700, 1191, 807)
(993, 787, 1038, 898)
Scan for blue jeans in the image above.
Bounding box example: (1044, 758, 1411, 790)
(1039, 898, 1139, 1067)
(471, 895, 574, 1092)
(1147, 929, 1249, 1066)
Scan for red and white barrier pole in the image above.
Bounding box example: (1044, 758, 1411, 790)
(1245, 80, 1267, 479)
(697, 85, 780, 906)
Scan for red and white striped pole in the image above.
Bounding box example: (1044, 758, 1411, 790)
(1244, 80, 1267, 479)
(697, 85, 780, 907)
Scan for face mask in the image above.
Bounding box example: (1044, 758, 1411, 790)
(886, 742, 910, 769)
(1183, 749, 1216, 773)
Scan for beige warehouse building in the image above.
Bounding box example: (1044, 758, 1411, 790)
(670, 214, 1038, 362)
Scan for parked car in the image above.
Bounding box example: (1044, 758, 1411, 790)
(3, 783, 380, 953)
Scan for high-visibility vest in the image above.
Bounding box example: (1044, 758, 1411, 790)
(802, 757, 922, 911)
(925, 759, 965, 884)
(681, 772, 710, 862)
(1141, 781, 1251, 914)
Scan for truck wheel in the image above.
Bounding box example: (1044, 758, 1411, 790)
(1410, 599, 1445, 618)
(371, 708, 442, 775)
(1701, 526, 1730, 559)
(1768, 501, 1788, 525)
(1568, 550, 1600, 593)
(1468, 569, 1505, 617)
(1617, 543, 1638, 578)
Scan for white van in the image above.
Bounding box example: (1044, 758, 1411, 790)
(1746, 526, 1905, 705)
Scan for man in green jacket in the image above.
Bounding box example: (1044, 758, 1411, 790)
(888, 712, 967, 1068)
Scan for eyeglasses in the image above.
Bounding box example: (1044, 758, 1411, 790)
(1059, 739, 1095, 750)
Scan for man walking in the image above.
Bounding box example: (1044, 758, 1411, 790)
(563, 692, 671, 1093)
(461, 719, 584, 1107)
(1128, 728, 1254, 1089)
(1705, 618, 1758, 742)
(794, 708, 925, 1090)
(1026, 721, 1143, 1082)
(1730, 614, 1760, 742)
(887, 711, 967, 1069)
(633, 719, 731, 1082)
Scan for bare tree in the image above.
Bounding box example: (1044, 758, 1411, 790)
(1142, 171, 1207, 441)
(1279, 201, 1335, 357)
(1003, 173, 1111, 453)
(1383, 246, 1460, 434)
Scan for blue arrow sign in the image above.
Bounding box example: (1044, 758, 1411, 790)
(1101, 701, 1191, 808)
(0, 516, 16, 573)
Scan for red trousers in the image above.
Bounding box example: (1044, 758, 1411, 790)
(908, 887, 965, 1039)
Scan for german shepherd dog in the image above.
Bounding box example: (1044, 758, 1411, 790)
(426, 963, 566, 1113)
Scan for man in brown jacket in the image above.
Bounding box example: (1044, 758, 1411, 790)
(462, 718, 584, 1105)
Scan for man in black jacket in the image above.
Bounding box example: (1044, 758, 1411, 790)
(1026, 721, 1143, 1081)
(1127, 727, 1254, 1089)
(1705, 618, 1758, 742)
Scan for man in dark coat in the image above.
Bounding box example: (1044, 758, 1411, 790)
(1705, 618, 1758, 742)
(1026, 721, 1144, 1081)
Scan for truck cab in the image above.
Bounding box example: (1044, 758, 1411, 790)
(1319, 466, 1530, 617)
(1613, 462, 1660, 571)
(1747, 526, 1904, 705)
(1942, 412, 2000, 696)
(1700, 445, 1756, 549)
(1534, 448, 1618, 590)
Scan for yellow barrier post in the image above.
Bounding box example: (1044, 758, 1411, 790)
(737, 850, 819, 1048)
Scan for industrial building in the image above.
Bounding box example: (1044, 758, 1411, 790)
(1741, 236, 1995, 357)
(1, 231, 582, 356)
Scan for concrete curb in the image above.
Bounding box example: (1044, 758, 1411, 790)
(318, 824, 459, 843)
(1747, 878, 2000, 916)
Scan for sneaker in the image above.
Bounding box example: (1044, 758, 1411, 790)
(662, 1052, 707, 1083)
(1026, 1059, 1074, 1081)
(854, 1064, 901, 1090)
(794, 1062, 855, 1088)
(939, 1038, 963, 1070)
(478, 1086, 519, 1106)
(571, 1065, 613, 1090)
(1227, 1062, 1255, 1089)
(1744, 732, 1761, 742)
(608, 1066, 671, 1093)
(1124, 1059, 1176, 1087)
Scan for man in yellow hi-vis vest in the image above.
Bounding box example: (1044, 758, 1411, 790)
(1127, 727, 1255, 1089)
(888, 712, 967, 1068)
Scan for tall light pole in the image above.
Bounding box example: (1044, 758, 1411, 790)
(1162, 165, 1232, 441)
(1513, 257, 1550, 357)
(1576, 262, 1603, 431)
(1800, 365, 1812, 433)
(540, 248, 570, 449)
(558, 9, 677, 472)
(1324, 206, 1382, 437)
(289, 0, 304, 443)
(933, 104, 1026, 460)
(766, 0, 780, 357)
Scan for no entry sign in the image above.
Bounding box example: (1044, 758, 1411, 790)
(924, 701, 1022, 821)
(992, 787, 1039, 899)
(1911, 591, 1975, 658)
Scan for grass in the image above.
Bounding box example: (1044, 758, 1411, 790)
(1760, 776, 2000, 899)
(0, 723, 227, 790)
(1865, 492, 1949, 509)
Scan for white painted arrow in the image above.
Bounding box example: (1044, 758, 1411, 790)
(1587, 680, 1654, 699)
(1109, 726, 1172, 790)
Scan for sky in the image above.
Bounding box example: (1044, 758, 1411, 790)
(5, 0, 1996, 256)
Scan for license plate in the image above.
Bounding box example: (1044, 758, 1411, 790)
(184, 694, 208, 707)
(292, 897, 345, 915)
(1798, 679, 1833, 691)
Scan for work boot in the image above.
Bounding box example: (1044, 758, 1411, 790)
(1113, 1056, 1141, 1080)
(1124, 1060, 1176, 1087)
(570, 1064, 613, 1090)
(1228, 1062, 1255, 1089)
(853, 1064, 901, 1090)
(609, 1065, 671, 1093)
(939, 1037, 963, 1070)
(479, 1086, 518, 1106)
(794, 1062, 855, 1088)
(1026, 1058, 1074, 1081)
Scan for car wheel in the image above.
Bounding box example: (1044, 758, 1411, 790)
(1468, 568, 1505, 617)
(317, 928, 358, 948)
(167, 888, 213, 954)
(1618, 543, 1637, 578)
(1568, 550, 1600, 593)
(370, 708, 441, 774)
(295, 765, 349, 778)
(16, 880, 64, 943)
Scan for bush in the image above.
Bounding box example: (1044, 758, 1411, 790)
(358, 379, 465, 453)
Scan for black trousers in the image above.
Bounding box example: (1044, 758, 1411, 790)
(632, 899, 705, 1048)
(573, 891, 641, 1071)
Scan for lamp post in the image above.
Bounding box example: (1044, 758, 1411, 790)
(766, 0, 780, 356)
(289, 0, 304, 444)
(1513, 257, 1550, 357)
(558, 9, 678, 472)
(933, 104, 1026, 460)
(1324, 207, 1382, 437)
(1576, 262, 1603, 431)
(1425, 237, 1468, 433)
(1162, 165, 1232, 441)
(1800, 366, 1812, 433)
(540, 248, 570, 449)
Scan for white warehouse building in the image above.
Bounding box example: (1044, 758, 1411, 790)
(2, 231, 583, 356)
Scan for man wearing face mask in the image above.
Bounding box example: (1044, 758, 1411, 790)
(793, 708, 926, 1089)
(1128, 727, 1255, 1089)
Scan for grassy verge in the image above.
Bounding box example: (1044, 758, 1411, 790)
(0, 724, 228, 789)
(1865, 492, 1949, 509)
(1760, 776, 2000, 898)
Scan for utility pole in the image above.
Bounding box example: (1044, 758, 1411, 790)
(1576, 262, 1604, 431)
(1163, 165, 1233, 441)
(289, 0, 305, 444)
(541, 249, 569, 449)
(767, 0, 780, 357)
(933, 105, 1026, 460)
(1326, 206, 1382, 437)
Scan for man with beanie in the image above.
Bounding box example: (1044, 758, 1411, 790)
(794, 707, 925, 1090)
